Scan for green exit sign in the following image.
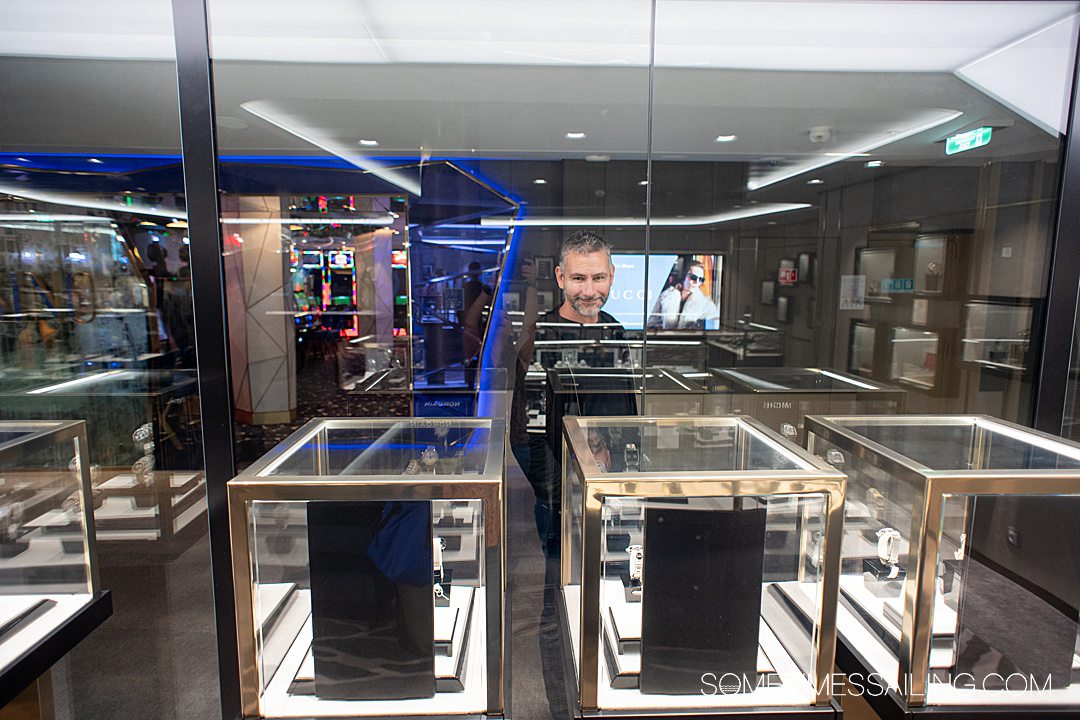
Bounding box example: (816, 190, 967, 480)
(945, 127, 992, 155)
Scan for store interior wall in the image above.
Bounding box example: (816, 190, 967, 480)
(3, 1, 1080, 719)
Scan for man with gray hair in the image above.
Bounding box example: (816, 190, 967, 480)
(510, 230, 635, 554)
(553, 229, 617, 324)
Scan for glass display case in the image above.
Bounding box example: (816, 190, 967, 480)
(639, 331, 709, 373)
(707, 321, 785, 367)
(347, 369, 507, 420)
(856, 248, 896, 302)
(546, 368, 707, 438)
(961, 299, 1034, 373)
(0, 420, 109, 696)
(913, 235, 946, 295)
(0, 369, 201, 471)
(228, 417, 504, 719)
(560, 415, 845, 715)
(890, 326, 956, 394)
(848, 322, 877, 378)
(706, 367, 905, 442)
(805, 415, 1080, 712)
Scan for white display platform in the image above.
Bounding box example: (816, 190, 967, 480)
(783, 579, 1080, 707)
(563, 583, 817, 710)
(0, 594, 95, 674)
(259, 586, 487, 717)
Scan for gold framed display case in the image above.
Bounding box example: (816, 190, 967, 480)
(805, 414, 1080, 711)
(228, 417, 505, 719)
(560, 415, 845, 715)
(0, 421, 104, 674)
(705, 367, 905, 443)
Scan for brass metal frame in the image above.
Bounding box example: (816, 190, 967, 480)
(560, 415, 846, 712)
(805, 413, 1080, 706)
(0, 420, 100, 593)
(227, 417, 505, 718)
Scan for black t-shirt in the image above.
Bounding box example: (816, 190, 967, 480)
(511, 307, 636, 502)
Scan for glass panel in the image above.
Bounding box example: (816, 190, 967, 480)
(248, 497, 488, 716)
(931, 493, 1080, 704)
(0, 2, 212, 717)
(592, 495, 823, 709)
(570, 418, 805, 473)
(646, 0, 1079, 433)
(0, 431, 89, 594)
(811, 417, 1080, 706)
(263, 423, 496, 478)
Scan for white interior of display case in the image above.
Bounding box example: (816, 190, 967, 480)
(257, 585, 487, 717)
(784, 580, 1080, 706)
(0, 594, 95, 672)
(563, 584, 818, 709)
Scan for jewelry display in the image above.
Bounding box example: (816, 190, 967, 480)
(405, 459, 421, 475)
(876, 528, 902, 576)
(623, 444, 639, 472)
(622, 544, 643, 602)
(433, 536, 452, 606)
(420, 445, 439, 473)
(924, 261, 942, 292)
(130, 423, 157, 507)
(863, 526, 906, 597)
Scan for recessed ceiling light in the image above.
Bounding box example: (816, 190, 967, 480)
(15, 157, 28, 162)
(533, 178, 547, 185)
(715, 134, 737, 143)
(639, 180, 649, 186)
(358, 139, 379, 146)
(865, 160, 884, 168)
(585, 154, 610, 162)
(565, 132, 586, 140)
(807, 178, 825, 185)
(88, 158, 103, 164)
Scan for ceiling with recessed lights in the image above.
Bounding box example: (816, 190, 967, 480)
(0, 0, 1076, 181)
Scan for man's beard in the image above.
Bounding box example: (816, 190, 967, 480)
(569, 292, 607, 318)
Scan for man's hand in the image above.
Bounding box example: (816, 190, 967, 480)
(521, 258, 537, 287)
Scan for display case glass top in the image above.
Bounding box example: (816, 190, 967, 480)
(710, 367, 890, 393)
(9, 369, 197, 396)
(806, 414, 1080, 710)
(560, 415, 845, 714)
(250, 417, 502, 480)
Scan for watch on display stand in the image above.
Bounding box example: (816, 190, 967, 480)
(433, 536, 453, 607)
(621, 544, 643, 603)
(863, 527, 906, 597)
(131, 423, 156, 507)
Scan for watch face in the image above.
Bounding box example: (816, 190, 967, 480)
(131, 455, 156, 475)
(132, 423, 153, 444)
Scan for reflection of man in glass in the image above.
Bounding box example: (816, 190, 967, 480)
(509, 230, 634, 554)
(647, 260, 719, 330)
